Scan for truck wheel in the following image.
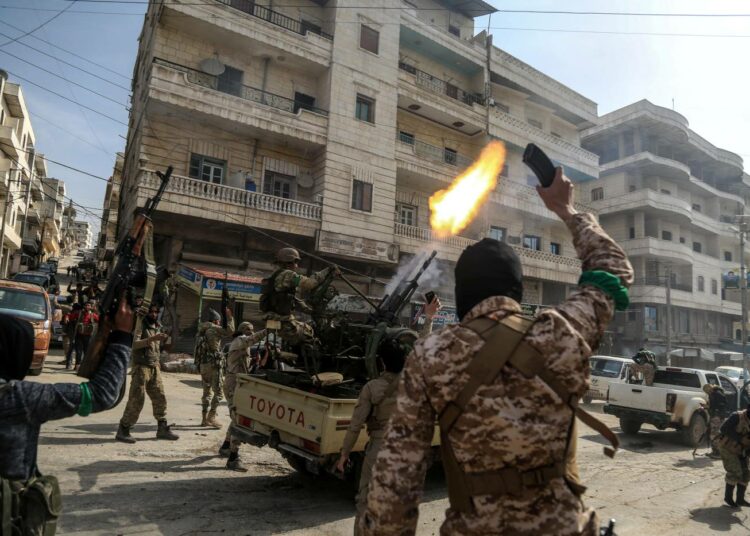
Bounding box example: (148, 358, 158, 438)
(619, 418, 642, 435)
(582, 395, 593, 405)
(682, 413, 707, 448)
(282, 453, 309, 475)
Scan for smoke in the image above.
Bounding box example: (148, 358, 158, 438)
(384, 243, 450, 299)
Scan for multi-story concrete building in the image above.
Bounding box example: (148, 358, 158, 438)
(581, 100, 748, 359)
(0, 73, 47, 276)
(118, 0, 600, 335)
(96, 153, 123, 268)
(71, 220, 93, 251)
(37, 177, 66, 261)
(61, 200, 78, 255)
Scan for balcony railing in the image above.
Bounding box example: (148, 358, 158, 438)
(140, 171, 322, 221)
(397, 133, 473, 169)
(154, 58, 329, 116)
(398, 61, 485, 107)
(635, 277, 693, 293)
(215, 0, 333, 40)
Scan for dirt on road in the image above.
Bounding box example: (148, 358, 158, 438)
(31, 347, 750, 536)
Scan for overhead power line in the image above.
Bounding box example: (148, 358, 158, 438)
(0, 141, 111, 183)
(0, 1, 79, 48)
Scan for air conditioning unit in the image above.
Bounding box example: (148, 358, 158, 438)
(487, 97, 495, 107)
(297, 171, 314, 188)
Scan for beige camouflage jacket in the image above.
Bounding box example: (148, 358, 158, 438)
(362, 213, 633, 536)
(342, 371, 400, 457)
(267, 267, 332, 320)
(198, 319, 235, 355)
(226, 329, 267, 375)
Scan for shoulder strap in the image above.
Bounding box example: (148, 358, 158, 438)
(383, 376, 400, 399)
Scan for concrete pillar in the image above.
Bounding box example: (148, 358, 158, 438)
(634, 211, 645, 239)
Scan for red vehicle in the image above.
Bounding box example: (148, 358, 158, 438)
(0, 279, 52, 375)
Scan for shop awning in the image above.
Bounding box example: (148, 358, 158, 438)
(669, 347, 745, 362)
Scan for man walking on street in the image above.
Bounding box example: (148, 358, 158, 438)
(196, 308, 234, 428)
(704, 383, 728, 459)
(361, 168, 633, 535)
(116, 304, 179, 443)
(73, 301, 98, 370)
(219, 321, 266, 471)
(716, 408, 750, 507)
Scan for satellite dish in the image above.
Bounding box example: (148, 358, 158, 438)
(297, 172, 313, 188)
(200, 56, 225, 76)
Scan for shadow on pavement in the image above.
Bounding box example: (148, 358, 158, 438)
(179, 379, 203, 389)
(689, 506, 749, 532)
(581, 428, 691, 454)
(62, 423, 157, 434)
(673, 456, 717, 469)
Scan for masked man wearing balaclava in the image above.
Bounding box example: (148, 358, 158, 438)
(362, 168, 634, 536)
(0, 299, 134, 534)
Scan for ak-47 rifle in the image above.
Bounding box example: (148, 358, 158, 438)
(221, 272, 230, 330)
(77, 166, 173, 386)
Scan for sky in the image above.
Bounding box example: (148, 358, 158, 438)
(1, 0, 749, 238)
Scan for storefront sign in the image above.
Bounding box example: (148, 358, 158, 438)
(316, 230, 399, 264)
(177, 265, 262, 303)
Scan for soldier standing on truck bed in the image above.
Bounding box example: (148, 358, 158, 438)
(218, 321, 267, 472)
(361, 168, 633, 536)
(196, 308, 234, 428)
(259, 247, 338, 347)
(336, 296, 441, 535)
(629, 348, 656, 386)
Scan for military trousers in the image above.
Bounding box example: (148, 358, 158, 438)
(709, 415, 722, 449)
(354, 435, 384, 536)
(200, 363, 223, 413)
(719, 446, 750, 485)
(279, 319, 314, 347)
(120, 365, 167, 428)
(223, 372, 240, 453)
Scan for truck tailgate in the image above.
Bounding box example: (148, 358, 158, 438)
(607, 382, 668, 412)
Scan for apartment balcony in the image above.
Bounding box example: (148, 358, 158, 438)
(0, 125, 21, 157)
(22, 231, 41, 255)
(398, 63, 485, 135)
(629, 281, 738, 315)
(25, 205, 41, 224)
(498, 179, 596, 220)
(489, 108, 599, 176)
(137, 169, 322, 237)
(395, 134, 473, 185)
(1, 223, 22, 249)
(161, 0, 332, 69)
(394, 223, 582, 283)
(619, 237, 696, 265)
(150, 59, 328, 148)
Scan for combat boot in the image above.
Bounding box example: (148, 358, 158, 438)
(736, 484, 750, 507)
(156, 420, 179, 440)
(219, 440, 231, 457)
(115, 424, 136, 444)
(226, 453, 248, 472)
(201, 411, 208, 427)
(206, 410, 221, 429)
(725, 484, 738, 507)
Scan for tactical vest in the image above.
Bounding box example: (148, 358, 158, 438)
(438, 314, 619, 514)
(0, 384, 62, 535)
(259, 270, 296, 316)
(366, 377, 400, 437)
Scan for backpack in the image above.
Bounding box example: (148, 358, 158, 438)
(194, 335, 208, 367)
(258, 271, 278, 314)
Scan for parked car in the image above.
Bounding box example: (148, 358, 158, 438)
(37, 262, 57, 275)
(714, 366, 747, 388)
(584, 355, 633, 403)
(12, 271, 56, 291)
(604, 367, 749, 447)
(0, 280, 52, 375)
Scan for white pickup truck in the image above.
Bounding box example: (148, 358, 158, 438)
(604, 366, 750, 447)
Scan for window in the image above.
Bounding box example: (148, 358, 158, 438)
(679, 237, 685, 244)
(217, 65, 243, 97)
(448, 24, 460, 37)
(496, 102, 510, 114)
(527, 118, 543, 130)
(550, 242, 561, 255)
(725, 251, 733, 262)
(399, 131, 415, 145)
(551, 132, 561, 138)
(661, 230, 672, 241)
(693, 242, 702, 253)
(629, 184, 636, 192)
(351, 179, 373, 212)
(263, 170, 295, 199)
(189, 153, 225, 184)
(627, 310, 637, 322)
(591, 187, 604, 201)
(293, 92, 316, 113)
(698, 276, 705, 292)
(645, 306, 658, 332)
(629, 227, 635, 239)
(488, 226, 506, 242)
(360, 25, 379, 54)
(396, 203, 416, 226)
(692, 203, 702, 212)
(355, 94, 375, 123)
(623, 131, 635, 156)
(523, 235, 541, 251)
(500, 164, 509, 178)
(301, 19, 322, 36)
(712, 279, 718, 295)
(444, 148, 458, 166)
(660, 188, 671, 195)
(0, 108, 4, 125)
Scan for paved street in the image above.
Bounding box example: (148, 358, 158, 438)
(32, 348, 750, 535)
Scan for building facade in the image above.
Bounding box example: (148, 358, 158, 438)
(118, 0, 601, 337)
(38, 177, 66, 261)
(581, 100, 748, 358)
(96, 153, 123, 268)
(71, 220, 93, 251)
(0, 73, 48, 276)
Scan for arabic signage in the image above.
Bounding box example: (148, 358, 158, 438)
(177, 265, 262, 303)
(723, 269, 749, 289)
(316, 230, 399, 264)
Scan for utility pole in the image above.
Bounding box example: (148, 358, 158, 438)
(665, 264, 672, 366)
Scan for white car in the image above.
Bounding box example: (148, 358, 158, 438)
(584, 355, 634, 403)
(714, 366, 747, 388)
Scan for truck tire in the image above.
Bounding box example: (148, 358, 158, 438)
(582, 395, 593, 405)
(681, 412, 707, 448)
(619, 417, 642, 435)
(282, 453, 309, 475)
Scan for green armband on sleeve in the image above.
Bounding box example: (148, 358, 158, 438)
(292, 274, 302, 287)
(578, 270, 629, 311)
(78, 383, 93, 417)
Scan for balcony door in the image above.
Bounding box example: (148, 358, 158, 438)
(189, 153, 225, 184)
(217, 65, 243, 97)
(263, 170, 296, 199)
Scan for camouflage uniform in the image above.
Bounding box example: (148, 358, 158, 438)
(704, 384, 728, 453)
(120, 323, 168, 428)
(264, 267, 332, 346)
(361, 213, 633, 536)
(630, 362, 656, 386)
(223, 328, 267, 453)
(197, 319, 235, 416)
(716, 410, 750, 485)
